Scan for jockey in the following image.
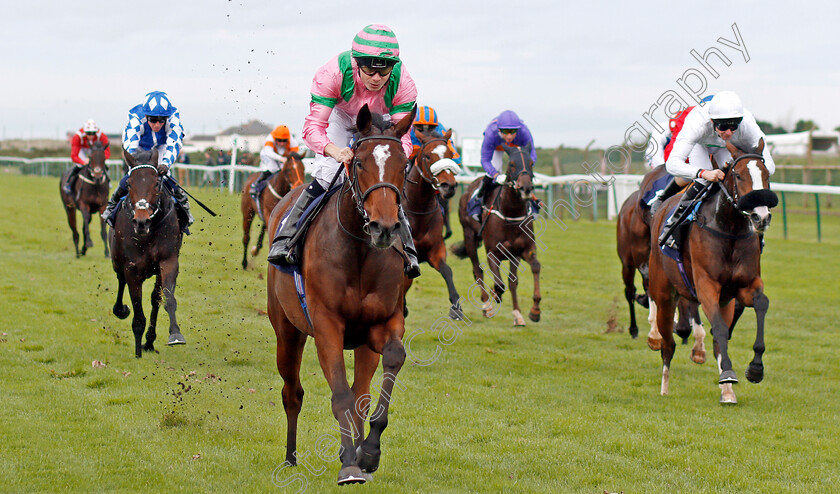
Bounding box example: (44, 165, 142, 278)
(250, 125, 300, 196)
(63, 119, 111, 194)
(658, 91, 776, 249)
(409, 105, 461, 165)
(468, 110, 538, 221)
(102, 91, 193, 229)
(267, 24, 421, 278)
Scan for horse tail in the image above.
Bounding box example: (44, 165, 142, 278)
(450, 241, 468, 259)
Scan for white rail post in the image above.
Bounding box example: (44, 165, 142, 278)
(228, 134, 239, 193)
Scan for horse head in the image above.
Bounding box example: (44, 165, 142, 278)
(123, 148, 164, 237)
(282, 152, 306, 194)
(501, 142, 534, 200)
(718, 139, 778, 233)
(351, 104, 416, 249)
(413, 127, 458, 199)
(87, 142, 108, 182)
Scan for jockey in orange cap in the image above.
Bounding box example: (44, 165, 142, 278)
(250, 125, 301, 196)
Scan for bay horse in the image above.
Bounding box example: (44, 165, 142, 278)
(266, 105, 415, 485)
(59, 142, 110, 257)
(616, 165, 706, 362)
(401, 127, 463, 320)
(240, 153, 306, 269)
(452, 143, 541, 326)
(648, 139, 777, 403)
(109, 149, 185, 358)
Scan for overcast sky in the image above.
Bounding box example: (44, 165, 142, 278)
(2, 0, 839, 149)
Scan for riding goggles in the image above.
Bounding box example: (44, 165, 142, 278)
(147, 116, 167, 124)
(85, 131, 97, 136)
(712, 117, 742, 132)
(499, 128, 518, 135)
(359, 64, 393, 77)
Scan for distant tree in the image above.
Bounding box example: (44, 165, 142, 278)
(834, 126, 840, 132)
(793, 119, 818, 132)
(756, 119, 788, 135)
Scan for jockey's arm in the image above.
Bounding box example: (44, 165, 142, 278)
(101, 134, 112, 159)
(645, 123, 670, 167)
(160, 112, 184, 169)
(479, 135, 499, 177)
(70, 135, 87, 166)
(260, 145, 286, 163)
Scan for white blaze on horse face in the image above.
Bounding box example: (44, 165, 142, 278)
(747, 161, 765, 190)
(432, 144, 447, 160)
(373, 144, 391, 182)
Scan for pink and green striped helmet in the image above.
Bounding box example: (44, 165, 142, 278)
(351, 24, 400, 63)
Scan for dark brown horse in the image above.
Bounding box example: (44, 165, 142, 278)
(59, 142, 110, 257)
(452, 143, 541, 326)
(267, 105, 415, 485)
(401, 128, 463, 319)
(616, 165, 706, 361)
(109, 149, 185, 358)
(240, 153, 306, 269)
(648, 139, 776, 403)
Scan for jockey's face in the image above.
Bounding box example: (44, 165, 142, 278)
(359, 66, 389, 92)
(499, 128, 517, 144)
(85, 131, 96, 141)
(147, 116, 167, 133)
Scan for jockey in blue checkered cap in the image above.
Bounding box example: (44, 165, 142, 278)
(102, 91, 193, 230)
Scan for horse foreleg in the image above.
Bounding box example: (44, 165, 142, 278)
(688, 302, 706, 364)
(159, 258, 184, 345)
(427, 243, 463, 320)
(739, 284, 768, 384)
(65, 204, 80, 258)
(483, 250, 506, 318)
(255, 221, 267, 257)
(99, 212, 109, 258)
(622, 263, 639, 338)
(313, 321, 365, 484)
(654, 297, 677, 396)
(351, 346, 380, 450)
(464, 233, 491, 314)
(242, 207, 255, 269)
(358, 334, 406, 476)
(112, 275, 130, 320)
(697, 281, 738, 403)
(508, 260, 525, 326)
(145, 275, 162, 352)
(80, 208, 93, 254)
(126, 276, 146, 358)
(523, 248, 541, 322)
(647, 300, 662, 350)
(274, 316, 308, 466)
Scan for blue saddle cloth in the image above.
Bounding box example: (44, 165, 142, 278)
(640, 174, 673, 209)
(269, 184, 342, 275)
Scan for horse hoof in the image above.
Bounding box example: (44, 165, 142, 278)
(719, 370, 739, 384)
(250, 246, 259, 257)
(512, 310, 525, 327)
(143, 343, 156, 353)
(168, 333, 186, 345)
(113, 305, 130, 319)
(720, 393, 738, 405)
(356, 445, 380, 473)
(745, 364, 764, 384)
(691, 350, 706, 365)
(528, 309, 540, 322)
(448, 306, 464, 320)
(241, 259, 248, 270)
(647, 337, 662, 351)
(337, 466, 366, 485)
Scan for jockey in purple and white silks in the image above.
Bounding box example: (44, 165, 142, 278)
(267, 24, 421, 278)
(658, 91, 775, 249)
(467, 110, 538, 221)
(102, 91, 193, 229)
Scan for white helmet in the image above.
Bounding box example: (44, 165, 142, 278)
(708, 91, 744, 120)
(83, 119, 99, 133)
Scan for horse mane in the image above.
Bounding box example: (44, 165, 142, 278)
(288, 151, 303, 161)
(131, 150, 155, 166)
(348, 112, 392, 136)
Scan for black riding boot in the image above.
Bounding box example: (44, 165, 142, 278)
(659, 181, 704, 249)
(398, 207, 422, 279)
(649, 176, 683, 213)
(102, 184, 128, 224)
(170, 185, 195, 227)
(267, 180, 324, 266)
(63, 165, 83, 194)
(470, 175, 495, 221)
(251, 170, 272, 197)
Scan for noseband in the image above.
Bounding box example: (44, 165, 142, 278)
(719, 153, 765, 218)
(127, 164, 163, 220)
(349, 135, 404, 228)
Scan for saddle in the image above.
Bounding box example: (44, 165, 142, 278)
(270, 184, 342, 274)
(639, 174, 673, 209)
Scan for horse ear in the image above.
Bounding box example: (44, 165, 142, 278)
(500, 142, 514, 154)
(725, 140, 739, 157)
(356, 104, 373, 136)
(414, 127, 428, 143)
(151, 148, 160, 166)
(123, 148, 136, 168)
(391, 105, 417, 139)
(522, 142, 532, 154)
(443, 128, 453, 141)
(756, 137, 765, 155)
(710, 153, 720, 170)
